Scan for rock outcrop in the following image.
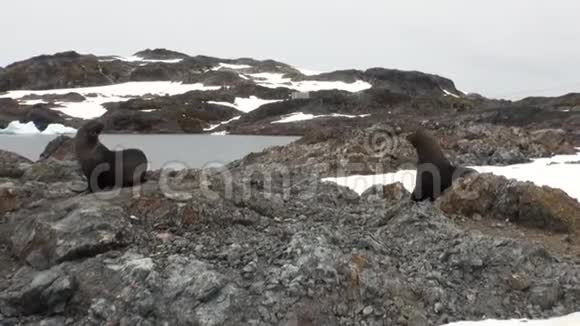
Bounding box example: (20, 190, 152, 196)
(437, 173, 580, 233)
(0, 149, 32, 178)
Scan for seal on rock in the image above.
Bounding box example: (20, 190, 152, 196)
(407, 129, 476, 201)
(75, 120, 148, 193)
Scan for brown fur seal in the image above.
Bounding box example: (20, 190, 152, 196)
(407, 129, 476, 201)
(75, 120, 148, 193)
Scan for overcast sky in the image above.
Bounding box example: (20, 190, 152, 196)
(2, 0, 579, 99)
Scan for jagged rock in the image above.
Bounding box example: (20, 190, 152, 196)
(133, 48, 190, 60)
(2, 51, 128, 90)
(530, 129, 577, 155)
(0, 267, 77, 317)
(39, 135, 76, 161)
(361, 182, 410, 202)
(10, 200, 134, 269)
(0, 149, 32, 179)
(0, 182, 18, 213)
(437, 173, 580, 232)
(363, 67, 461, 97)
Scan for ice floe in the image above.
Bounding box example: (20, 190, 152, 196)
(0, 121, 76, 135)
(210, 130, 229, 136)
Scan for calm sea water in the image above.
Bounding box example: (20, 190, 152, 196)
(0, 134, 298, 169)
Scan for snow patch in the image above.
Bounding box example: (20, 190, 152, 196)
(204, 115, 241, 131)
(212, 63, 252, 70)
(208, 96, 283, 113)
(442, 88, 460, 98)
(248, 72, 372, 93)
(0, 121, 76, 135)
(19, 99, 48, 105)
(272, 112, 371, 124)
(441, 312, 580, 326)
(323, 150, 580, 201)
(1, 82, 220, 119)
(100, 55, 183, 64)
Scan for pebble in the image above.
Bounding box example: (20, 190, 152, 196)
(362, 306, 374, 316)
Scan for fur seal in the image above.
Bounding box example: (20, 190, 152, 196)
(407, 129, 476, 201)
(75, 120, 148, 193)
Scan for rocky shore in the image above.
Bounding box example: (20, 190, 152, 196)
(1, 123, 579, 325)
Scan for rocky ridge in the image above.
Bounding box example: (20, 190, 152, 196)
(1, 49, 579, 142)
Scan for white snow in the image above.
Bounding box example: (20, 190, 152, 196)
(442, 88, 461, 98)
(208, 96, 283, 113)
(2, 81, 219, 99)
(441, 312, 580, 326)
(1, 82, 221, 120)
(0, 121, 76, 135)
(323, 150, 580, 201)
(272, 112, 371, 124)
(204, 115, 241, 131)
(100, 55, 183, 64)
(248, 72, 372, 93)
(19, 99, 48, 105)
(212, 63, 252, 70)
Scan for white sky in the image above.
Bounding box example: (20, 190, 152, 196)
(1, 0, 579, 99)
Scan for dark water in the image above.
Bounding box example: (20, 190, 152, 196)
(0, 134, 298, 169)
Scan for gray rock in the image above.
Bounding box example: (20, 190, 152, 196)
(0, 267, 76, 317)
(10, 200, 134, 269)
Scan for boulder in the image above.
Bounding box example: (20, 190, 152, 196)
(0, 182, 18, 213)
(0, 267, 77, 317)
(0, 149, 32, 179)
(23, 106, 67, 131)
(437, 173, 580, 232)
(10, 200, 134, 269)
(360, 182, 410, 202)
(39, 135, 76, 161)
